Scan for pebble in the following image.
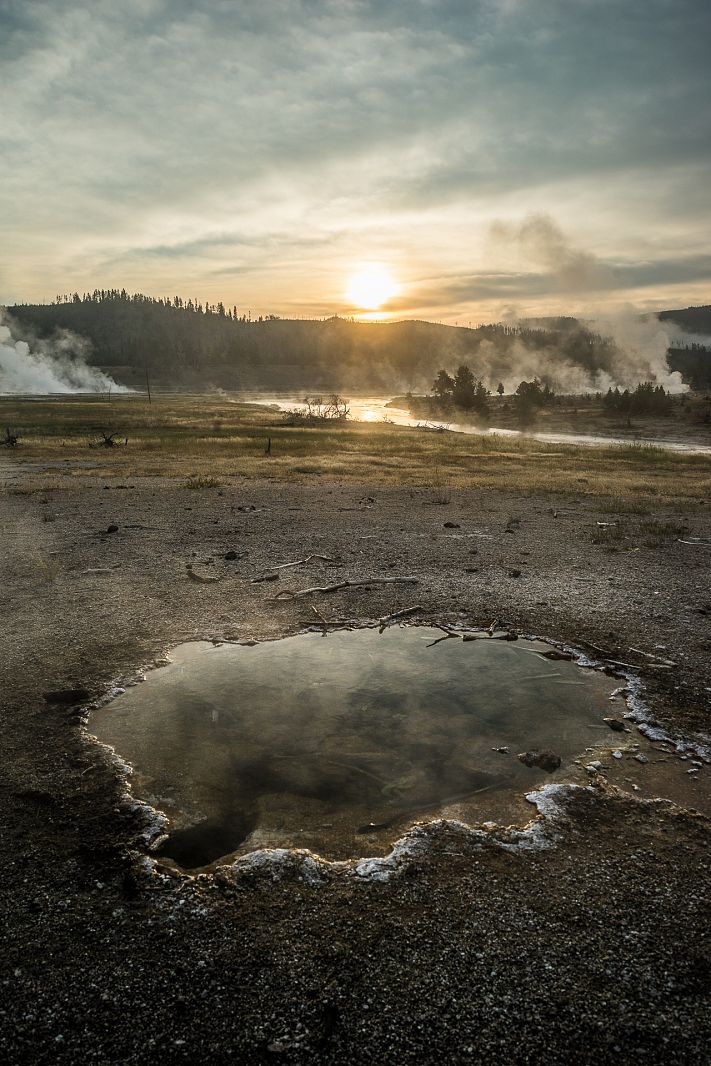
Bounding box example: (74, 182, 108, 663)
(612, 751, 623, 760)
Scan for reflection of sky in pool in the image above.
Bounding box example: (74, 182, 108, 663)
(90, 628, 616, 867)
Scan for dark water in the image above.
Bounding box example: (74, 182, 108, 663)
(89, 628, 617, 866)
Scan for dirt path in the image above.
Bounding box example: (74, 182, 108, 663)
(1, 470, 709, 1064)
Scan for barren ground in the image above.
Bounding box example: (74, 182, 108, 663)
(1, 434, 710, 1064)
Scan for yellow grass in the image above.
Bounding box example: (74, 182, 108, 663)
(1, 394, 709, 506)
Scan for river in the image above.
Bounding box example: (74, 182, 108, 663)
(247, 395, 711, 455)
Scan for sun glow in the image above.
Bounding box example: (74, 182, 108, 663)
(346, 263, 399, 310)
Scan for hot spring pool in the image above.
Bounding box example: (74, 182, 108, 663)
(90, 627, 619, 867)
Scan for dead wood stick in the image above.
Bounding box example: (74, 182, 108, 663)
(628, 647, 677, 666)
(577, 638, 614, 658)
(310, 604, 329, 627)
(426, 632, 460, 648)
(272, 576, 419, 600)
(272, 554, 338, 570)
(378, 605, 422, 631)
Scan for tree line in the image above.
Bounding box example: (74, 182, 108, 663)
(7, 291, 710, 392)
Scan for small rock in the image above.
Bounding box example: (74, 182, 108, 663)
(105, 524, 119, 534)
(444, 521, 460, 528)
(634, 753, 649, 764)
(492, 746, 510, 754)
(224, 550, 243, 561)
(517, 749, 561, 772)
(508, 569, 522, 578)
(603, 717, 626, 732)
(612, 750, 623, 759)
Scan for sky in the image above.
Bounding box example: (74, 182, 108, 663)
(1, 0, 710, 323)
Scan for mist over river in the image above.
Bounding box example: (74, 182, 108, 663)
(249, 395, 711, 455)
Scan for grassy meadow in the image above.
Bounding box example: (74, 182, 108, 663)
(1, 393, 710, 508)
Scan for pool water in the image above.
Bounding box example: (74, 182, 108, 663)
(89, 627, 618, 867)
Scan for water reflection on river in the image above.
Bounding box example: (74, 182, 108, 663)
(251, 395, 711, 454)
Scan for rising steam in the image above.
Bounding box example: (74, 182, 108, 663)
(487, 214, 687, 392)
(0, 312, 129, 394)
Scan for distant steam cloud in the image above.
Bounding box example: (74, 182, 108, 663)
(490, 214, 614, 292)
(0, 313, 129, 394)
(488, 214, 687, 392)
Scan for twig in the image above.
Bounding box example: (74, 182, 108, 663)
(378, 605, 422, 632)
(426, 632, 460, 648)
(628, 647, 677, 666)
(271, 554, 338, 571)
(577, 638, 614, 658)
(271, 576, 419, 600)
(310, 604, 329, 628)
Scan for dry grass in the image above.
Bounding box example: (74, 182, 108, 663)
(1, 394, 710, 508)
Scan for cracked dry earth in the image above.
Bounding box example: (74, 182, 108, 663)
(1, 471, 710, 1065)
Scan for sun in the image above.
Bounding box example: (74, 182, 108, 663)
(346, 263, 399, 311)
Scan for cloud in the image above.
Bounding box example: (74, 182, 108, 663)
(1, 1, 710, 316)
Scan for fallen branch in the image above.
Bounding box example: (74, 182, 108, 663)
(271, 554, 338, 571)
(426, 632, 460, 648)
(272, 576, 419, 600)
(89, 432, 128, 448)
(378, 605, 422, 632)
(311, 604, 329, 628)
(577, 638, 614, 659)
(628, 647, 677, 666)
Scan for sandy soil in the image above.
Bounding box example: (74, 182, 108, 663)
(1, 459, 710, 1064)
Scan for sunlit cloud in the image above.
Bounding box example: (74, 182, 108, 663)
(1, 0, 709, 319)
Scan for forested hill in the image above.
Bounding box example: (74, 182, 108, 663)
(6, 291, 711, 391)
(659, 304, 711, 335)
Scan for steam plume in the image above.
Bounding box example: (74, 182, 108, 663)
(0, 312, 129, 394)
(487, 214, 687, 392)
